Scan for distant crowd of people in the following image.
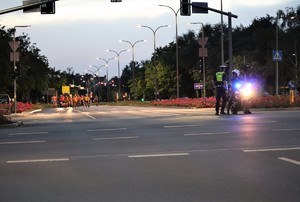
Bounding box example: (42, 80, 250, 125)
(51, 94, 99, 108)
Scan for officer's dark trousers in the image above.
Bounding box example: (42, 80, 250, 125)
(215, 87, 226, 114)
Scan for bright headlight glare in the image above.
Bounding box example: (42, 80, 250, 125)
(242, 83, 253, 97)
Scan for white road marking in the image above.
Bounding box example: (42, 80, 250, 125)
(74, 109, 96, 119)
(240, 121, 277, 124)
(8, 132, 49, 136)
(93, 136, 139, 141)
(184, 132, 230, 136)
(128, 153, 190, 158)
(0, 140, 46, 145)
(164, 124, 203, 128)
(272, 128, 300, 132)
(278, 157, 300, 166)
(29, 109, 42, 113)
(7, 158, 69, 164)
(243, 147, 300, 153)
(87, 128, 127, 132)
(82, 112, 96, 119)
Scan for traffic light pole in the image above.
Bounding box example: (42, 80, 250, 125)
(187, 2, 238, 80)
(0, 0, 58, 15)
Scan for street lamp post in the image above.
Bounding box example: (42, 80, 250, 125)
(12, 25, 30, 113)
(137, 24, 170, 100)
(159, 4, 180, 98)
(294, 48, 298, 86)
(89, 64, 106, 77)
(220, 0, 224, 65)
(188, 22, 206, 103)
(96, 57, 115, 101)
(119, 39, 146, 81)
(85, 69, 98, 97)
(276, 23, 279, 96)
(106, 49, 129, 100)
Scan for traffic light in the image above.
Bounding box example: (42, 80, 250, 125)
(180, 0, 191, 16)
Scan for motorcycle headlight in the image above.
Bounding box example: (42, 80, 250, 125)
(241, 83, 253, 97)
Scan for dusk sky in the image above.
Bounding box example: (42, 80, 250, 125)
(1, 0, 298, 79)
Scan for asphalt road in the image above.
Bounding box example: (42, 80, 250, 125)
(0, 106, 299, 202)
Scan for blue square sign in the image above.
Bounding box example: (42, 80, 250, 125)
(272, 50, 282, 62)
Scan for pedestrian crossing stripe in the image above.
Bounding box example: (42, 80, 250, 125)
(272, 50, 282, 62)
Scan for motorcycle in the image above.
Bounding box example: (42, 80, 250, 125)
(229, 81, 253, 114)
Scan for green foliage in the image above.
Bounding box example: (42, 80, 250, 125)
(0, 5, 299, 102)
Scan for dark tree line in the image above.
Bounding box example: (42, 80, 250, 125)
(0, 5, 299, 102)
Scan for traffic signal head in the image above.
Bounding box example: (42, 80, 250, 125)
(180, 0, 191, 16)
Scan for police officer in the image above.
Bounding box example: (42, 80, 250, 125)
(213, 65, 227, 115)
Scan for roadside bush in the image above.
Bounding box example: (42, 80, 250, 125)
(153, 95, 299, 108)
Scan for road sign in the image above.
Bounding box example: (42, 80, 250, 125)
(10, 52, 20, 62)
(194, 83, 203, 90)
(192, 2, 208, 14)
(198, 37, 208, 47)
(41, 1, 55, 14)
(9, 41, 20, 52)
(199, 48, 208, 57)
(272, 50, 282, 62)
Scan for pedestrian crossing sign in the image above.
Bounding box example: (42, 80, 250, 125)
(272, 50, 282, 62)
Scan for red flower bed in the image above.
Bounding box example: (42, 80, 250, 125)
(153, 95, 300, 108)
(11, 102, 34, 113)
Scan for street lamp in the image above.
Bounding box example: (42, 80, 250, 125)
(12, 25, 30, 113)
(96, 57, 116, 101)
(119, 39, 146, 81)
(188, 22, 206, 103)
(89, 64, 106, 77)
(159, 4, 180, 98)
(137, 24, 170, 100)
(106, 49, 129, 99)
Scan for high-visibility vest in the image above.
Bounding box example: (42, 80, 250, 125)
(216, 72, 225, 82)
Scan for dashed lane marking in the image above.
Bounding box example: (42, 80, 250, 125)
(164, 124, 203, 128)
(0, 140, 46, 145)
(87, 128, 127, 132)
(243, 147, 300, 153)
(93, 136, 139, 141)
(183, 132, 230, 136)
(8, 132, 49, 136)
(7, 158, 69, 164)
(128, 152, 190, 158)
